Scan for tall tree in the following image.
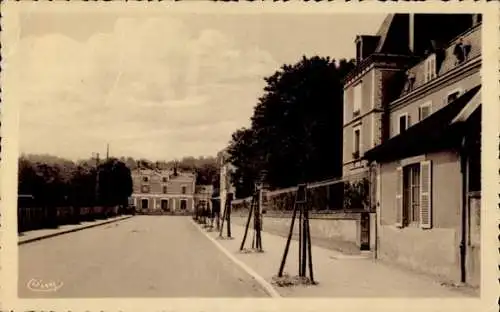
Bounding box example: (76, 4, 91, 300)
(97, 158, 133, 207)
(228, 55, 355, 193)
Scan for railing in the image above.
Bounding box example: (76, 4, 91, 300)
(18, 204, 127, 233)
(232, 172, 372, 214)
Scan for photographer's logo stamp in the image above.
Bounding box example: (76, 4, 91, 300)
(27, 278, 63, 292)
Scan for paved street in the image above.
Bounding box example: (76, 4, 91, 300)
(18, 216, 268, 298)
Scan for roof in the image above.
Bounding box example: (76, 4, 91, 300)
(363, 85, 481, 163)
(374, 14, 394, 53)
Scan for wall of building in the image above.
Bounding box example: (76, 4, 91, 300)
(377, 150, 463, 282)
(130, 169, 196, 214)
(132, 195, 194, 213)
(343, 67, 386, 176)
(466, 194, 480, 287)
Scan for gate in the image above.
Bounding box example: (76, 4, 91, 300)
(360, 212, 370, 251)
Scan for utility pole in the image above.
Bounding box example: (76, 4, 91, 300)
(93, 152, 100, 206)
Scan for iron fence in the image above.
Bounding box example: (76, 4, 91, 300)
(232, 170, 375, 214)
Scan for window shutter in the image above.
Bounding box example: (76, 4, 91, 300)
(420, 160, 432, 229)
(395, 166, 403, 227)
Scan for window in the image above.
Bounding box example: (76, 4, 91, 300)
(403, 164, 421, 224)
(143, 176, 149, 182)
(141, 185, 150, 193)
(352, 128, 361, 159)
(419, 102, 432, 121)
(398, 114, 409, 134)
(163, 186, 167, 194)
(162, 177, 167, 183)
(182, 186, 187, 194)
(141, 199, 149, 209)
(396, 161, 432, 229)
(447, 90, 461, 104)
(353, 83, 362, 116)
(424, 54, 437, 83)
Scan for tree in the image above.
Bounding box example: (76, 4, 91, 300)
(227, 128, 261, 198)
(70, 162, 97, 207)
(195, 162, 218, 186)
(97, 158, 133, 207)
(228, 55, 355, 193)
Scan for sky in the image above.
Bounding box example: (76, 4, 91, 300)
(4, 7, 386, 162)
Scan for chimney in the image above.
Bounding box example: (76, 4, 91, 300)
(409, 14, 415, 53)
(355, 36, 362, 64)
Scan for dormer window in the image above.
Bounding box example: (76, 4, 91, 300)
(398, 113, 409, 134)
(143, 176, 149, 182)
(405, 72, 416, 92)
(453, 38, 471, 65)
(424, 54, 436, 83)
(473, 14, 482, 26)
(446, 89, 462, 105)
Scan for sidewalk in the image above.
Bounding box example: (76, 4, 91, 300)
(201, 223, 476, 297)
(18, 215, 133, 245)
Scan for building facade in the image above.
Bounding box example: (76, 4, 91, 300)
(343, 14, 482, 287)
(130, 168, 196, 214)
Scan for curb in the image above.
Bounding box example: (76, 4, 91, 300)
(190, 219, 281, 298)
(18, 215, 134, 245)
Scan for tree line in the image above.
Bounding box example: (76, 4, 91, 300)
(18, 154, 221, 208)
(227, 55, 355, 198)
(18, 154, 133, 208)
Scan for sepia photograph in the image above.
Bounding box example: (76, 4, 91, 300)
(0, 2, 497, 311)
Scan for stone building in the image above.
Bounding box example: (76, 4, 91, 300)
(343, 14, 482, 287)
(130, 168, 196, 214)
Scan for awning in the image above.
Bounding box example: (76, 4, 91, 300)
(363, 85, 481, 163)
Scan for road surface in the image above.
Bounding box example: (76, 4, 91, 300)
(18, 216, 268, 297)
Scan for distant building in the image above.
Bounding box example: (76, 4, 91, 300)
(217, 149, 236, 214)
(130, 168, 196, 214)
(194, 184, 213, 212)
(343, 14, 482, 287)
